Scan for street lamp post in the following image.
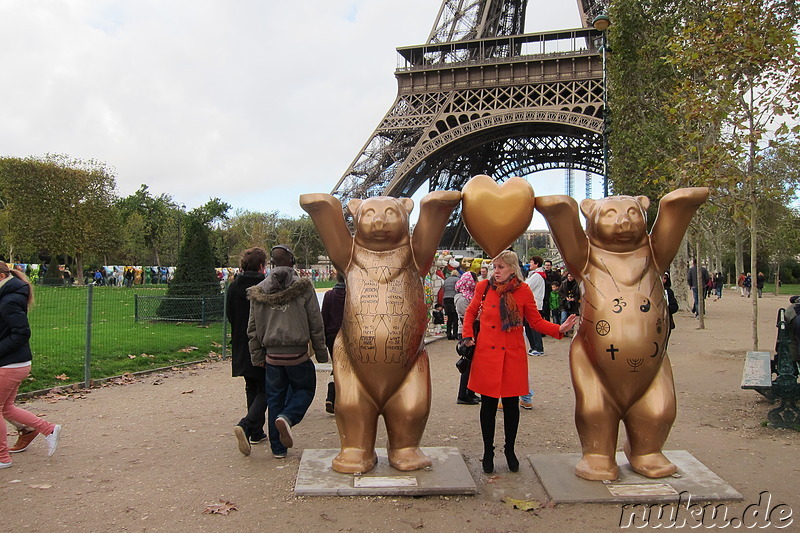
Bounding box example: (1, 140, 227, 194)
(593, 14, 611, 197)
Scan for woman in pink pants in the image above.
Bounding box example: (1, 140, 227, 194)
(0, 262, 61, 468)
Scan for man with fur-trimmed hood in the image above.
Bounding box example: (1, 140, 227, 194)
(247, 245, 328, 459)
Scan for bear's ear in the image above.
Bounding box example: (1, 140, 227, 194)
(580, 198, 597, 220)
(347, 199, 362, 217)
(636, 196, 650, 213)
(399, 197, 414, 215)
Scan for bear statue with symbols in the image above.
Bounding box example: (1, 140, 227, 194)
(535, 188, 709, 481)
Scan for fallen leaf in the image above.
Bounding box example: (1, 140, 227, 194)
(181, 389, 194, 394)
(203, 499, 238, 515)
(211, 341, 222, 347)
(128, 354, 137, 359)
(29, 484, 53, 490)
(178, 346, 199, 353)
(55, 374, 69, 381)
(501, 496, 543, 512)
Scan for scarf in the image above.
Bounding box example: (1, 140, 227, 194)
(492, 277, 523, 331)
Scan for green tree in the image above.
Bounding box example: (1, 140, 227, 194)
(0, 154, 120, 284)
(665, 0, 800, 348)
(116, 185, 177, 267)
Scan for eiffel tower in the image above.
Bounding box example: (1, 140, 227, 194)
(331, 0, 609, 246)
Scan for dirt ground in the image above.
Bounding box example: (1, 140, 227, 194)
(2, 288, 799, 532)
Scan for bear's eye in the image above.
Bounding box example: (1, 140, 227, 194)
(385, 208, 396, 218)
(628, 207, 639, 217)
(602, 208, 617, 218)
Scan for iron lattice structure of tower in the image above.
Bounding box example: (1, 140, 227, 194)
(332, 0, 610, 247)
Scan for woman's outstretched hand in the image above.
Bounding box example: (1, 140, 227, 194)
(559, 314, 579, 334)
(460, 337, 475, 348)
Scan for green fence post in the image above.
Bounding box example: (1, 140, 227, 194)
(85, 283, 93, 389)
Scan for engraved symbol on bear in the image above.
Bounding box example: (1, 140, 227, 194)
(606, 344, 619, 360)
(639, 298, 651, 312)
(627, 358, 644, 372)
(648, 342, 659, 358)
(596, 320, 611, 336)
(611, 298, 626, 314)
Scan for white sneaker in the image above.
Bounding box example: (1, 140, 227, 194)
(275, 416, 294, 448)
(45, 425, 62, 457)
(0, 461, 11, 469)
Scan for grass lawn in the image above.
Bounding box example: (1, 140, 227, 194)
(25, 286, 226, 394)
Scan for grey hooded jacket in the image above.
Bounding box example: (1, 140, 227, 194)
(246, 266, 329, 366)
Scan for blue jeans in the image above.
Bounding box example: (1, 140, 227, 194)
(265, 360, 316, 455)
(521, 389, 534, 404)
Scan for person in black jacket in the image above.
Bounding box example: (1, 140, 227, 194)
(0, 262, 62, 468)
(663, 272, 679, 331)
(321, 271, 346, 413)
(227, 247, 267, 456)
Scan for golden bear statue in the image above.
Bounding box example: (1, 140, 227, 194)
(300, 191, 461, 473)
(536, 188, 708, 480)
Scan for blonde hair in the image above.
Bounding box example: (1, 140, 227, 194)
(0, 262, 34, 307)
(492, 250, 524, 282)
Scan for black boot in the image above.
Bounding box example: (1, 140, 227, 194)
(325, 381, 335, 414)
(505, 446, 519, 472)
(482, 446, 495, 474)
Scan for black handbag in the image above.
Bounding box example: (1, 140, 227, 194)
(455, 283, 490, 373)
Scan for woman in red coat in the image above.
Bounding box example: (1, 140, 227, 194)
(460, 250, 577, 473)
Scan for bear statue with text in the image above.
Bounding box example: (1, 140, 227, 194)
(300, 191, 461, 473)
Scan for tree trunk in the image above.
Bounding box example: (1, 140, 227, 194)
(775, 264, 781, 296)
(734, 227, 744, 285)
(75, 252, 85, 286)
(750, 192, 758, 350)
(672, 235, 690, 311)
(696, 240, 705, 330)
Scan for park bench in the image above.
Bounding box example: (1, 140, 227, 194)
(741, 308, 800, 429)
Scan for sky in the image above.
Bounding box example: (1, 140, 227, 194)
(0, 1, 597, 230)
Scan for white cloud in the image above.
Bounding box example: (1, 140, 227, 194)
(0, 1, 583, 222)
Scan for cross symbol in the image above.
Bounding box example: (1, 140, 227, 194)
(606, 344, 619, 360)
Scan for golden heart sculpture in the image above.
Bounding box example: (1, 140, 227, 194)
(461, 175, 535, 258)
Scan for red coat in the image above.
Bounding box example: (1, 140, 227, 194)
(463, 279, 563, 398)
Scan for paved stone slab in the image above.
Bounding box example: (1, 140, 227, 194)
(529, 450, 743, 504)
(295, 447, 478, 496)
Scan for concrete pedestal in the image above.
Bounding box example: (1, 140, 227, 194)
(529, 450, 742, 504)
(295, 447, 477, 497)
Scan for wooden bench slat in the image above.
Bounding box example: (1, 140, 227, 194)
(741, 351, 772, 389)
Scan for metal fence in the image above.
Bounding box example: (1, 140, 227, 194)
(134, 294, 225, 325)
(23, 284, 228, 395)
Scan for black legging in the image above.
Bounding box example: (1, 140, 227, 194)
(443, 298, 459, 339)
(479, 395, 519, 453)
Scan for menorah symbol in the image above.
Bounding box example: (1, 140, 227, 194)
(627, 358, 644, 372)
